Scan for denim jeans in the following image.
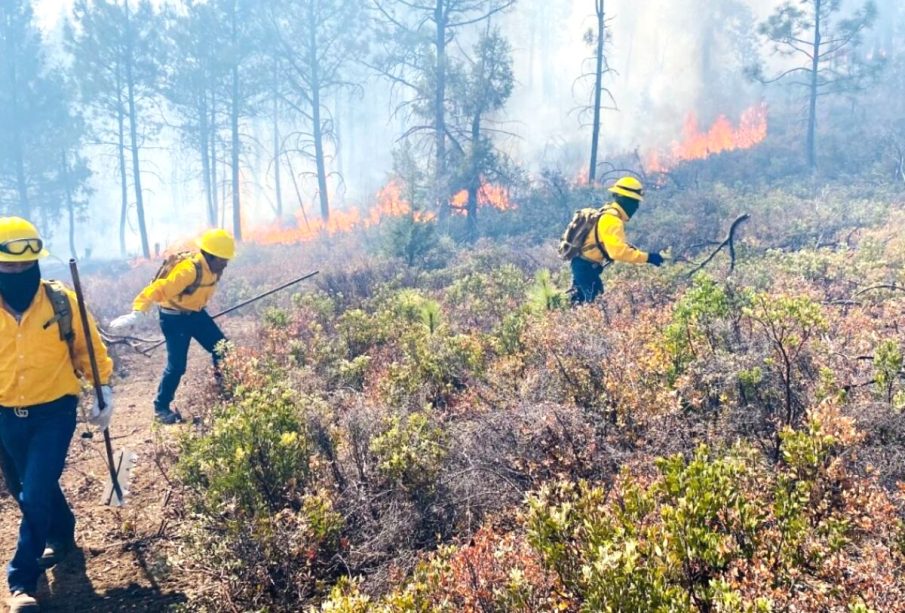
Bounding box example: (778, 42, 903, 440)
(0, 396, 77, 593)
(569, 257, 605, 304)
(154, 309, 226, 412)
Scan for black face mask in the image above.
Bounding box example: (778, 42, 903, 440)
(0, 263, 41, 313)
(615, 195, 641, 218)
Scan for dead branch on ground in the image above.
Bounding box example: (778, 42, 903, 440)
(686, 214, 750, 277)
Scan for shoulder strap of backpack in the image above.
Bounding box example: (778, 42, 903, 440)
(42, 281, 76, 363)
(181, 257, 204, 296)
(577, 207, 611, 261)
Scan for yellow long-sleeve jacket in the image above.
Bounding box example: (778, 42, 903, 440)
(0, 282, 112, 407)
(580, 203, 649, 265)
(133, 252, 221, 313)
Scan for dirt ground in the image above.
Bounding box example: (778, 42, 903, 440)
(0, 336, 228, 612)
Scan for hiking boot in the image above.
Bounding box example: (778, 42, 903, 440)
(7, 591, 38, 612)
(38, 537, 76, 569)
(154, 408, 184, 425)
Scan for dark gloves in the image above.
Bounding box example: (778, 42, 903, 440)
(647, 251, 665, 267)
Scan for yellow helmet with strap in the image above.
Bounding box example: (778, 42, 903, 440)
(196, 228, 236, 260)
(608, 176, 644, 201)
(0, 217, 50, 262)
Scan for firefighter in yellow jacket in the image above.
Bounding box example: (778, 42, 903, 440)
(569, 177, 665, 304)
(0, 217, 113, 613)
(110, 229, 235, 424)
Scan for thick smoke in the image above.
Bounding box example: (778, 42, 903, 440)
(28, 0, 903, 257)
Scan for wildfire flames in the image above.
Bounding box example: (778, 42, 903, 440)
(644, 103, 767, 174)
(244, 178, 513, 246)
(450, 183, 516, 214)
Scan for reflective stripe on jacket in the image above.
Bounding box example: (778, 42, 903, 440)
(133, 252, 220, 313)
(580, 202, 649, 264)
(0, 281, 112, 407)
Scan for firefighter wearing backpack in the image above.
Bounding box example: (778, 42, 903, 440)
(558, 177, 665, 304)
(0, 217, 114, 613)
(109, 229, 235, 425)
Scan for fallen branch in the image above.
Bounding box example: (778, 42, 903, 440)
(827, 284, 905, 307)
(686, 214, 750, 277)
(852, 284, 905, 298)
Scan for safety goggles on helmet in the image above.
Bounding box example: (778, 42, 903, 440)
(0, 238, 44, 256)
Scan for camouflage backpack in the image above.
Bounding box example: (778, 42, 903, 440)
(558, 207, 608, 261)
(42, 281, 75, 348)
(152, 251, 203, 296)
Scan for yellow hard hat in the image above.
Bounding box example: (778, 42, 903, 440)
(197, 228, 236, 260)
(0, 217, 49, 263)
(608, 176, 644, 201)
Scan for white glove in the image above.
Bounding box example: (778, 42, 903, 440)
(109, 311, 144, 331)
(89, 385, 114, 432)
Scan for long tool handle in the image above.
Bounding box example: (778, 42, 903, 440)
(69, 259, 124, 503)
(144, 270, 319, 353)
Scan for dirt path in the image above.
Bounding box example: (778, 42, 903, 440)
(0, 340, 223, 612)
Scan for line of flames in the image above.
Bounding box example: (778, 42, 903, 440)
(144, 106, 765, 256)
(243, 179, 514, 246)
(644, 103, 768, 174)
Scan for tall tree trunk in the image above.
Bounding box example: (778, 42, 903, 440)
(229, 0, 242, 241)
(466, 115, 480, 243)
(13, 130, 29, 218)
(230, 63, 241, 240)
(124, 0, 150, 258)
(307, 11, 330, 222)
(272, 57, 283, 218)
(199, 93, 216, 227)
(7, 52, 29, 216)
(115, 62, 129, 257)
(434, 1, 449, 218)
(806, 0, 822, 169)
(210, 90, 221, 227)
(61, 152, 77, 259)
(311, 90, 330, 222)
(588, 0, 605, 184)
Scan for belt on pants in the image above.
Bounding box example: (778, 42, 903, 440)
(160, 307, 194, 316)
(1, 397, 78, 418)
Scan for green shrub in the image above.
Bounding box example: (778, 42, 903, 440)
(175, 384, 345, 608)
(369, 408, 447, 491)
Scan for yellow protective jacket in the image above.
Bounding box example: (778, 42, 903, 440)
(133, 252, 221, 313)
(0, 281, 113, 407)
(580, 203, 649, 265)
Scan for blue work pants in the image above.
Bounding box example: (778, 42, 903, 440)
(0, 396, 77, 593)
(154, 309, 226, 412)
(569, 258, 605, 304)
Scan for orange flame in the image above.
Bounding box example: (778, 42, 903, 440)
(244, 180, 439, 246)
(645, 103, 767, 173)
(450, 180, 515, 215)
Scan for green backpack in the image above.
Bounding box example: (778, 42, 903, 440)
(42, 280, 76, 359)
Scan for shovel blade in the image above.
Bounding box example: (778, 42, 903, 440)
(101, 449, 136, 507)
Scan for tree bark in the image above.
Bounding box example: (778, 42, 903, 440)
(124, 0, 150, 258)
(272, 58, 284, 219)
(434, 0, 449, 218)
(210, 89, 221, 227)
(230, 0, 242, 241)
(7, 46, 30, 216)
(806, 0, 822, 169)
(62, 152, 77, 259)
(588, 0, 605, 184)
(199, 92, 216, 226)
(307, 9, 330, 221)
(466, 113, 480, 243)
(115, 61, 129, 257)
